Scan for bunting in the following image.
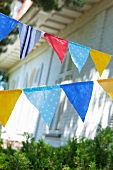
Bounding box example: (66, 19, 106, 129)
(60, 81, 94, 122)
(68, 41, 90, 72)
(23, 85, 61, 127)
(18, 22, 44, 59)
(0, 79, 113, 127)
(0, 13, 112, 76)
(0, 13, 113, 130)
(90, 49, 111, 76)
(0, 89, 22, 127)
(44, 33, 68, 63)
(0, 13, 18, 41)
(97, 78, 113, 100)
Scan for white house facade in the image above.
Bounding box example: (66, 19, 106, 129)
(1, 0, 113, 147)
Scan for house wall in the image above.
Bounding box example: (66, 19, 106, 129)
(6, 0, 113, 147)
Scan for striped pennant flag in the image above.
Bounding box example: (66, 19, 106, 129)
(18, 22, 44, 59)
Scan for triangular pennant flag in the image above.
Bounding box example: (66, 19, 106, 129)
(68, 41, 90, 72)
(0, 89, 22, 127)
(44, 33, 68, 63)
(97, 78, 113, 100)
(0, 13, 18, 41)
(60, 81, 94, 122)
(90, 49, 111, 76)
(18, 22, 44, 59)
(23, 85, 61, 127)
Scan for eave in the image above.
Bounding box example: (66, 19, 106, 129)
(0, 0, 103, 72)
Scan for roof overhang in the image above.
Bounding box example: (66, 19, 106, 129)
(0, 0, 102, 71)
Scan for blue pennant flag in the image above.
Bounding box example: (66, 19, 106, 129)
(60, 81, 94, 122)
(0, 13, 18, 41)
(18, 22, 44, 59)
(68, 41, 90, 72)
(23, 85, 61, 127)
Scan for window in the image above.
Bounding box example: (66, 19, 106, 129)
(49, 51, 74, 132)
(31, 64, 44, 139)
(23, 73, 28, 88)
(28, 68, 36, 87)
(32, 64, 44, 87)
(10, 80, 15, 89)
(15, 77, 19, 88)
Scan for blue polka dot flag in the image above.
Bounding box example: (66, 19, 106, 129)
(0, 13, 18, 41)
(23, 85, 61, 127)
(68, 41, 90, 72)
(60, 81, 94, 122)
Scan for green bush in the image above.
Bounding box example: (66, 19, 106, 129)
(0, 126, 113, 169)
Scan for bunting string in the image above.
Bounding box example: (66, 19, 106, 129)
(0, 13, 113, 128)
(0, 13, 112, 76)
(0, 78, 113, 127)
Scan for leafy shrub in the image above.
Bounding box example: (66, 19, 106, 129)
(0, 126, 113, 169)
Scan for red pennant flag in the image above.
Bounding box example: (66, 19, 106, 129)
(44, 33, 68, 63)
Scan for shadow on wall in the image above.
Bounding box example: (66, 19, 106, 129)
(60, 55, 113, 145)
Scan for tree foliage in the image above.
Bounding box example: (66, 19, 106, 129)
(0, 0, 86, 54)
(0, 0, 13, 16)
(33, 0, 86, 11)
(0, 0, 86, 84)
(0, 71, 8, 82)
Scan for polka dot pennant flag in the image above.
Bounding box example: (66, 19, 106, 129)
(44, 33, 68, 63)
(68, 41, 90, 72)
(23, 85, 61, 127)
(0, 13, 18, 41)
(18, 22, 44, 59)
(60, 81, 94, 122)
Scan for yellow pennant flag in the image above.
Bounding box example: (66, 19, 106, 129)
(97, 78, 113, 100)
(90, 49, 111, 76)
(0, 89, 22, 127)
